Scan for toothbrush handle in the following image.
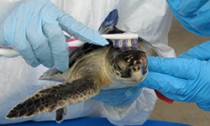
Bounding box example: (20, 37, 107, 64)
(0, 38, 84, 58)
(0, 47, 19, 58)
(0, 33, 139, 58)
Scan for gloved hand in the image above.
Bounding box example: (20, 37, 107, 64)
(167, 0, 210, 36)
(93, 86, 141, 107)
(0, 0, 108, 72)
(141, 40, 210, 111)
(179, 40, 210, 60)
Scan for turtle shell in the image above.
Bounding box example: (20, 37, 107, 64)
(68, 43, 105, 68)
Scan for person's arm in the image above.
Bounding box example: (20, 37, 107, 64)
(167, 0, 210, 36)
(0, 0, 108, 72)
(141, 41, 210, 111)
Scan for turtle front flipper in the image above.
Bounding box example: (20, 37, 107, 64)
(6, 77, 100, 122)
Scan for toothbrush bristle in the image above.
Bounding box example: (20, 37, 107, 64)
(112, 39, 138, 48)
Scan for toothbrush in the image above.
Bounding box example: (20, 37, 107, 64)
(0, 33, 174, 104)
(0, 33, 139, 58)
(103, 33, 139, 48)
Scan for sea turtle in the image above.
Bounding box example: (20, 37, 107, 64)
(6, 10, 160, 123)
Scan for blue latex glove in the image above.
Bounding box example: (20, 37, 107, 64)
(180, 40, 210, 60)
(141, 41, 210, 111)
(0, 0, 108, 72)
(167, 0, 210, 36)
(93, 86, 141, 107)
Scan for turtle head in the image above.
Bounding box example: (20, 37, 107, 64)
(110, 49, 148, 85)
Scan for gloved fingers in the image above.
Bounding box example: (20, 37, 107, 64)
(179, 40, 210, 61)
(57, 14, 109, 46)
(2, 2, 40, 66)
(141, 71, 188, 95)
(14, 40, 39, 67)
(93, 88, 128, 101)
(157, 90, 190, 102)
(26, 16, 53, 68)
(147, 56, 199, 79)
(93, 86, 141, 107)
(197, 102, 210, 111)
(105, 87, 141, 107)
(167, 0, 208, 16)
(121, 87, 141, 106)
(42, 22, 69, 72)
